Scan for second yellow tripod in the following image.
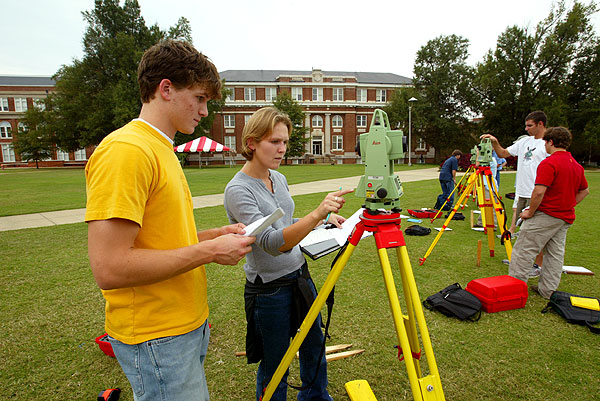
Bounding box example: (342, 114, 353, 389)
(260, 210, 445, 401)
(420, 165, 513, 265)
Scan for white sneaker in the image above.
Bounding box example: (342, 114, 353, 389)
(528, 264, 542, 278)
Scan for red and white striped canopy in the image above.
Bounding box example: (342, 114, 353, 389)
(174, 136, 230, 153)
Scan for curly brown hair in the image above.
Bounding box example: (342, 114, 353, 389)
(544, 127, 572, 149)
(137, 40, 221, 103)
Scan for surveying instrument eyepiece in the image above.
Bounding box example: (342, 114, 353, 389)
(356, 109, 406, 212)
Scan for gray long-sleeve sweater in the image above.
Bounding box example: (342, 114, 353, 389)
(224, 170, 304, 283)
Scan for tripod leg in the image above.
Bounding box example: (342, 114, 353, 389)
(398, 246, 446, 400)
(261, 242, 357, 401)
(431, 168, 470, 222)
(489, 178, 513, 260)
(379, 246, 445, 400)
(420, 176, 477, 265)
(477, 173, 495, 257)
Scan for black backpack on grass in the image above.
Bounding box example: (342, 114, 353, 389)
(423, 283, 482, 321)
(405, 225, 431, 236)
(541, 291, 600, 334)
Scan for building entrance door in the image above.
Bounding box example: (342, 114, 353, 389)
(312, 139, 322, 155)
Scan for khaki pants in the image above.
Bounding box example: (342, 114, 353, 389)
(509, 211, 570, 298)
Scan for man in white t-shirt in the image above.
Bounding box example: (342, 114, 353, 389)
(481, 111, 548, 273)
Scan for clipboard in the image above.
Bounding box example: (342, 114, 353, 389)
(244, 208, 284, 237)
(300, 238, 341, 260)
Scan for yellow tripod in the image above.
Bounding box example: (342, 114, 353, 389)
(420, 166, 512, 266)
(430, 165, 476, 222)
(261, 210, 445, 401)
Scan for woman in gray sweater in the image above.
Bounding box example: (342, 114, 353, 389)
(224, 107, 352, 401)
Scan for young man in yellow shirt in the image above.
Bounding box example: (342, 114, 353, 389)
(85, 40, 255, 401)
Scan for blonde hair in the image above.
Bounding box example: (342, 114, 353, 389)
(241, 107, 292, 160)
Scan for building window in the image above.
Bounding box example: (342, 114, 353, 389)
(224, 115, 235, 128)
(244, 115, 251, 124)
(14, 98, 28, 112)
(0, 121, 12, 138)
(417, 137, 426, 150)
(292, 87, 303, 101)
(333, 88, 344, 101)
(376, 89, 387, 102)
(356, 89, 367, 102)
(312, 115, 323, 128)
(332, 115, 343, 128)
(332, 135, 343, 151)
(357, 115, 367, 128)
(244, 87, 256, 101)
(74, 148, 87, 161)
(57, 149, 70, 161)
(224, 135, 236, 151)
(1, 143, 15, 162)
(226, 87, 235, 102)
(312, 88, 323, 101)
(265, 87, 277, 102)
(18, 122, 28, 133)
(0, 98, 8, 112)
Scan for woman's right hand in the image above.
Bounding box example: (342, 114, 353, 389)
(314, 189, 354, 220)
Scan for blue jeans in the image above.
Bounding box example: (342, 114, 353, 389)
(435, 180, 454, 210)
(254, 271, 332, 401)
(108, 320, 210, 401)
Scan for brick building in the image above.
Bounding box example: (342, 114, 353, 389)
(1, 70, 437, 167)
(202, 68, 436, 165)
(0, 75, 91, 167)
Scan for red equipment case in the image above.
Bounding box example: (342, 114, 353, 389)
(465, 275, 528, 313)
(407, 209, 438, 219)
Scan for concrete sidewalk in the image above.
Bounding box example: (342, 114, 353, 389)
(0, 168, 440, 232)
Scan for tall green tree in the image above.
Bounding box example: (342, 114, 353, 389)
(272, 91, 309, 162)
(13, 104, 54, 168)
(47, 0, 199, 151)
(412, 34, 478, 159)
(567, 40, 600, 162)
(474, 1, 598, 145)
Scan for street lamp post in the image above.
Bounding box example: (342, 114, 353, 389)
(408, 97, 417, 166)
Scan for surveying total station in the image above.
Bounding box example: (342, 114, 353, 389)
(260, 109, 445, 401)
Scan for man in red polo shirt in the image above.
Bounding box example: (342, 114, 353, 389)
(509, 127, 589, 299)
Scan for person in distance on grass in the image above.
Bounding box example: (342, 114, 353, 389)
(224, 107, 353, 401)
(508, 127, 588, 298)
(85, 40, 254, 401)
(434, 149, 462, 211)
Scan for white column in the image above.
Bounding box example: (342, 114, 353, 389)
(304, 113, 311, 153)
(324, 113, 331, 154)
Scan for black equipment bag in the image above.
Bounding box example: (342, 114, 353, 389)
(423, 283, 482, 321)
(445, 212, 465, 220)
(541, 290, 600, 334)
(405, 225, 431, 236)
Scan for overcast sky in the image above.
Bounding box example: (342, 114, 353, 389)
(1, 0, 598, 78)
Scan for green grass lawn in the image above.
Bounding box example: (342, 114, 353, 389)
(0, 163, 432, 217)
(0, 169, 598, 400)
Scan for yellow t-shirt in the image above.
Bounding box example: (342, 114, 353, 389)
(85, 120, 208, 344)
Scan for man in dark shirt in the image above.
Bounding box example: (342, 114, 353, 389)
(509, 127, 589, 298)
(434, 150, 462, 210)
